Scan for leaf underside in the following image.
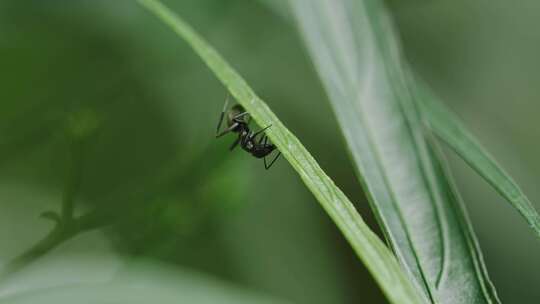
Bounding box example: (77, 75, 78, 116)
(291, 0, 500, 303)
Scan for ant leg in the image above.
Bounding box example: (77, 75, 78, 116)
(251, 124, 272, 141)
(262, 136, 280, 169)
(264, 151, 281, 170)
(216, 122, 238, 138)
(230, 136, 241, 151)
(260, 134, 273, 145)
(216, 94, 231, 135)
(232, 112, 249, 121)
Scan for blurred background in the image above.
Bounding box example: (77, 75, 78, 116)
(0, 0, 538, 303)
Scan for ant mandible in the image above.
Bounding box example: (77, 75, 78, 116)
(215, 95, 281, 169)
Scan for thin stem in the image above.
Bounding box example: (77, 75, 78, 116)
(0, 135, 86, 280)
(0, 145, 216, 280)
(0, 212, 107, 282)
(0, 227, 67, 280)
(61, 139, 84, 223)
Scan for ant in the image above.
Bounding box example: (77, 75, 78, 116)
(215, 95, 281, 169)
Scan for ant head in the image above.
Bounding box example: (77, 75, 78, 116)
(227, 105, 248, 125)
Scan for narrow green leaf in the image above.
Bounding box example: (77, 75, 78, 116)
(416, 84, 540, 239)
(135, 1, 426, 303)
(291, 0, 500, 303)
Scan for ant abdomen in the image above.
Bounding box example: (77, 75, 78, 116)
(251, 144, 276, 159)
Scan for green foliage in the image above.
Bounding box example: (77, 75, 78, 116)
(0, 260, 290, 304)
(136, 0, 426, 303)
(1, 0, 538, 303)
(416, 84, 540, 239)
(290, 0, 500, 303)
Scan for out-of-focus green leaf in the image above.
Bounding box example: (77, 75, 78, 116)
(0, 257, 289, 304)
(291, 0, 499, 303)
(135, 1, 426, 303)
(257, 0, 290, 20)
(416, 84, 540, 239)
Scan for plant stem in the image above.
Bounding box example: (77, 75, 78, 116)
(0, 211, 110, 282)
(62, 138, 84, 223)
(0, 145, 215, 281)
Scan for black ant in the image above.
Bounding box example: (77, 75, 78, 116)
(215, 95, 281, 169)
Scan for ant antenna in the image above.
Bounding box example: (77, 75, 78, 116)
(216, 94, 231, 133)
(223, 93, 230, 112)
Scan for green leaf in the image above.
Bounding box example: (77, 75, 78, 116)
(416, 83, 540, 239)
(291, 0, 499, 303)
(0, 260, 290, 304)
(135, 0, 426, 303)
(257, 0, 291, 20)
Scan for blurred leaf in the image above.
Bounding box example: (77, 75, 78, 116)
(416, 84, 540, 239)
(291, 0, 499, 303)
(257, 0, 290, 20)
(0, 257, 288, 304)
(135, 0, 425, 303)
